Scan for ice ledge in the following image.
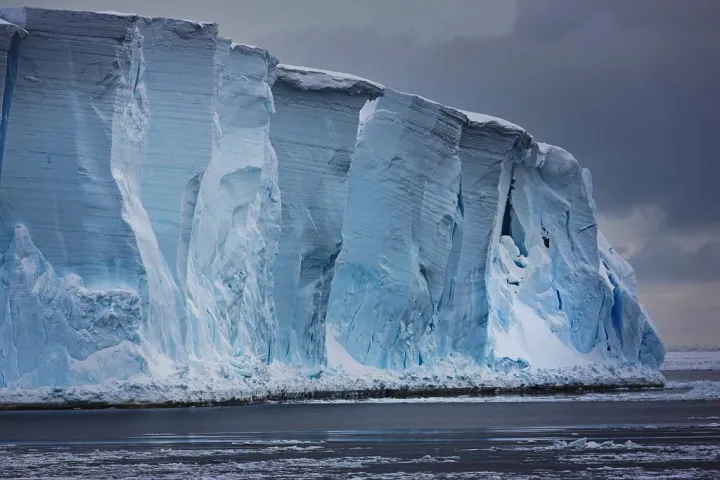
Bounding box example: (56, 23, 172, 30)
(373, 92, 533, 146)
(276, 64, 384, 97)
(0, 7, 138, 38)
(0, 7, 219, 41)
(0, 18, 26, 39)
(139, 16, 218, 40)
(230, 42, 279, 79)
(0, 362, 665, 408)
(461, 110, 530, 138)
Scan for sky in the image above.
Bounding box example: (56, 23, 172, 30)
(5, 0, 719, 347)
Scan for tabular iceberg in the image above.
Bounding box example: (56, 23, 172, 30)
(0, 7, 664, 405)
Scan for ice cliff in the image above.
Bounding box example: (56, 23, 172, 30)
(0, 7, 664, 402)
(271, 65, 382, 369)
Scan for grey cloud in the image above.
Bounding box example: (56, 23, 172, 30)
(632, 241, 720, 284)
(639, 281, 720, 348)
(2, 0, 518, 42)
(255, 0, 720, 233)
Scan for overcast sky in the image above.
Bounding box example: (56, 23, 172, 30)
(6, 0, 719, 347)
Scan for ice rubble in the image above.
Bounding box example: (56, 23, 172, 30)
(0, 7, 664, 403)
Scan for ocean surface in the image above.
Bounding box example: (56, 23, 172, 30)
(1, 351, 718, 479)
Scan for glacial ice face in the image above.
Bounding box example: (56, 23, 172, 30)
(0, 19, 25, 171)
(270, 65, 382, 368)
(485, 143, 664, 370)
(0, 8, 284, 388)
(138, 17, 217, 285)
(598, 232, 665, 369)
(434, 115, 533, 363)
(133, 17, 218, 361)
(0, 226, 146, 388)
(0, 7, 664, 394)
(184, 40, 280, 363)
(327, 90, 465, 370)
(0, 8, 152, 387)
(0, 8, 145, 289)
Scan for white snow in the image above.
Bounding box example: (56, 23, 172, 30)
(277, 64, 384, 96)
(461, 109, 527, 134)
(0, 6, 665, 403)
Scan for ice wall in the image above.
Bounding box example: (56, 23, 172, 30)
(0, 8, 145, 288)
(485, 142, 665, 370)
(0, 8, 149, 387)
(0, 19, 25, 172)
(137, 17, 216, 284)
(598, 232, 665, 369)
(327, 99, 664, 372)
(133, 18, 218, 360)
(184, 40, 280, 363)
(0, 6, 664, 395)
(270, 65, 382, 368)
(0, 8, 284, 388)
(327, 90, 465, 370)
(434, 114, 533, 362)
(0, 226, 146, 387)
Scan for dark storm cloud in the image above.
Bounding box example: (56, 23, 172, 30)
(632, 240, 720, 284)
(255, 0, 720, 233)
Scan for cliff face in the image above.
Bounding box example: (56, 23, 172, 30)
(0, 7, 663, 398)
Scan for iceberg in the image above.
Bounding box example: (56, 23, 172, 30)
(0, 7, 664, 404)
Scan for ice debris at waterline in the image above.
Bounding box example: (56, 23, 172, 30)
(0, 7, 664, 404)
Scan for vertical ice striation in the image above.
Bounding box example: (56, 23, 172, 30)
(0, 8, 149, 387)
(598, 231, 665, 368)
(0, 7, 664, 395)
(485, 142, 664, 369)
(137, 17, 217, 282)
(184, 40, 280, 363)
(133, 18, 218, 361)
(0, 7, 291, 389)
(270, 66, 382, 368)
(434, 113, 533, 362)
(327, 90, 465, 370)
(0, 19, 26, 175)
(0, 8, 145, 288)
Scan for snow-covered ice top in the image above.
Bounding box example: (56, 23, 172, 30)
(0, 18, 26, 39)
(0, 6, 664, 402)
(461, 109, 530, 136)
(276, 64, 384, 97)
